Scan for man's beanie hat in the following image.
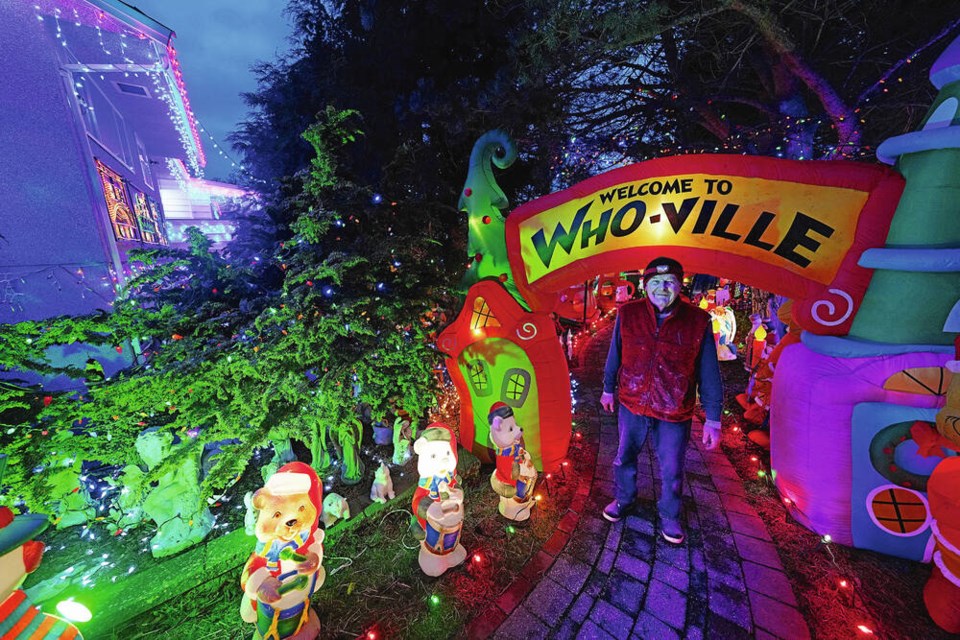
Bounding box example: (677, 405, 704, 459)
(642, 257, 684, 283)
(488, 401, 514, 423)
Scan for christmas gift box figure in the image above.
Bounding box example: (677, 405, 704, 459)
(240, 462, 325, 640)
(488, 402, 539, 521)
(0, 455, 85, 639)
(411, 423, 467, 576)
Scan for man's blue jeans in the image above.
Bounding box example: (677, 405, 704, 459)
(614, 405, 690, 523)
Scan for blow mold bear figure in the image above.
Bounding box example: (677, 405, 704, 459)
(240, 462, 325, 640)
(0, 455, 85, 639)
(411, 423, 466, 577)
(488, 402, 538, 521)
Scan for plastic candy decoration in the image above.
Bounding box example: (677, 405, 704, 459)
(488, 403, 538, 521)
(369, 462, 395, 504)
(241, 462, 324, 640)
(0, 455, 85, 639)
(924, 456, 960, 633)
(437, 280, 572, 472)
(411, 424, 466, 577)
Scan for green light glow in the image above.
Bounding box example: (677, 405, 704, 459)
(429, 594, 440, 606)
(56, 599, 92, 622)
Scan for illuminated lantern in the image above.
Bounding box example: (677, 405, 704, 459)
(0, 454, 85, 639)
(437, 281, 572, 472)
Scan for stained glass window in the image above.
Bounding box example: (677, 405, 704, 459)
(130, 187, 167, 245)
(147, 197, 168, 245)
(95, 158, 139, 241)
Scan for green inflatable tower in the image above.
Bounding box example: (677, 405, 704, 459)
(849, 39, 960, 345)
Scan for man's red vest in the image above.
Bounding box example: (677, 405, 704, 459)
(617, 298, 710, 422)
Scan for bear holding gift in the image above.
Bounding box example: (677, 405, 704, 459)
(411, 423, 466, 576)
(488, 402, 538, 521)
(240, 462, 325, 640)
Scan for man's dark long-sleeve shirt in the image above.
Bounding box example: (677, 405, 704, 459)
(603, 311, 723, 422)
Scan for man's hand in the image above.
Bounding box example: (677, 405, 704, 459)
(600, 391, 615, 413)
(702, 419, 722, 451)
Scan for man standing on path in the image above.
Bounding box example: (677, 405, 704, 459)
(600, 257, 723, 544)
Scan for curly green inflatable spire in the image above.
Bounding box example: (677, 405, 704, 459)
(459, 130, 527, 308)
(849, 36, 960, 345)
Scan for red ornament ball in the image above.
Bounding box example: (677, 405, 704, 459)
(464, 188, 473, 197)
(499, 273, 508, 282)
(474, 253, 483, 262)
(482, 215, 492, 224)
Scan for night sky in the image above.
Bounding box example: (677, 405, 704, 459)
(128, 0, 293, 182)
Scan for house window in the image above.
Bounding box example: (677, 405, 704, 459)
(147, 197, 168, 245)
(467, 360, 492, 397)
(129, 187, 167, 245)
(501, 368, 531, 407)
(96, 158, 139, 241)
(470, 297, 501, 330)
(136, 135, 153, 187)
(76, 73, 133, 169)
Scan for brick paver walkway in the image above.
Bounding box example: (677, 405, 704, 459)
(468, 323, 811, 640)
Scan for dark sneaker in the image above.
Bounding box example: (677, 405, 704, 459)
(661, 519, 685, 544)
(603, 500, 630, 522)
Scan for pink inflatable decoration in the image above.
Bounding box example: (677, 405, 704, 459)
(771, 339, 949, 555)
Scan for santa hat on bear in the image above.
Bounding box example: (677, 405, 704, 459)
(267, 461, 323, 534)
(418, 422, 459, 470)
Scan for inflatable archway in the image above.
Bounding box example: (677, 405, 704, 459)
(440, 39, 960, 631)
(504, 154, 903, 336)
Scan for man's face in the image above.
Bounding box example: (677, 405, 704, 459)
(645, 274, 680, 311)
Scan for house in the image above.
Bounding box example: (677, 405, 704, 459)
(0, 0, 245, 325)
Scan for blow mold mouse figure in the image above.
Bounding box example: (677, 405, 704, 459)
(0, 455, 85, 639)
(240, 462, 325, 640)
(488, 402, 538, 521)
